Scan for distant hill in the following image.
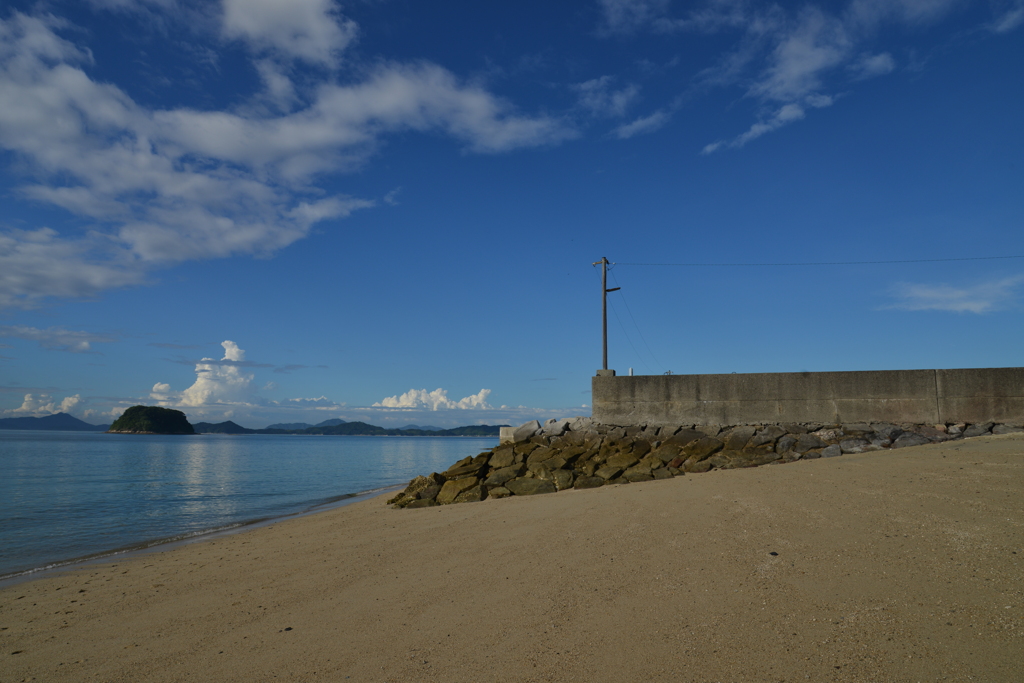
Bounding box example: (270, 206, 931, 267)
(193, 420, 254, 434)
(108, 406, 194, 435)
(265, 422, 313, 430)
(400, 424, 445, 431)
(0, 412, 106, 431)
(264, 418, 346, 430)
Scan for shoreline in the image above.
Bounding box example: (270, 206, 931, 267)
(0, 484, 401, 588)
(3, 433, 1022, 682)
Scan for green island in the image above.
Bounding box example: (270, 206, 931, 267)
(107, 406, 195, 434)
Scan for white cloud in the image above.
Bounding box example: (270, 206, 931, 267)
(0, 12, 575, 309)
(146, 340, 346, 424)
(287, 396, 343, 407)
(0, 325, 115, 352)
(83, 405, 126, 422)
(373, 388, 493, 410)
(573, 76, 640, 117)
(3, 393, 81, 416)
(886, 275, 1024, 313)
(703, 94, 833, 152)
(222, 0, 358, 65)
(748, 7, 851, 103)
(598, 1, 1000, 150)
(848, 51, 896, 79)
(991, 1, 1024, 33)
(153, 340, 260, 407)
(598, 0, 671, 34)
(613, 109, 672, 139)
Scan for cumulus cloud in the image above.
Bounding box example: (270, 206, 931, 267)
(886, 275, 1024, 313)
(3, 393, 82, 416)
(0, 325, 116, 352)
(152, 340, 261, 407)
(373, 388, 493, 411)
(146, 340, 347, 425)
(0, 11, 575, 309)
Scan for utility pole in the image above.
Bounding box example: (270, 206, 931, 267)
(593, 257, 619, 371)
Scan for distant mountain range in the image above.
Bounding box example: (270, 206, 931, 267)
(192, 420, 253, 434)
(0, 412, 505, 437)
(264, 418, 347, 430)
(196, 420, 507, 437)
(0, 413, 109, 431)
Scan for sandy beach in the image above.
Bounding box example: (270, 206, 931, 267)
(2, 433, 1022, 682)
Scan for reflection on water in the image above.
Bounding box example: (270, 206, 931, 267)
(0, 432, 495, 577)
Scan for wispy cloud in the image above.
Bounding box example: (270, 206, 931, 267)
(0, 325, 116, 352)
(613, 109, 672, 139)
(886, 275, 1024, 313)
(702, 94, 833, 153)
(573, 75, 640, 118)
(848, 51, 896, 80)
(596, 0, 1010, 151)
(991, 1, 1024, 33)
(148, 342, 204, 350)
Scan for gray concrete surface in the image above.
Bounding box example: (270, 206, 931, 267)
(592, 367, 1024, 426)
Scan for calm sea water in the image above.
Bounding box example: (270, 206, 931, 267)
(0, 431, 495, 579)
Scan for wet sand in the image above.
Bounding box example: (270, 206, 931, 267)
(2, 433, 1022, 682)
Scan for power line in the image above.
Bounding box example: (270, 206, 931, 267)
(610, 270, 663, 372)
(608, 297, 652, 374)
(615, 255, 1024, 267)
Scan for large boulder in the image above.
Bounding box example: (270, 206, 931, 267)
(793, 433, 826, 453)
(513, 420, 541, 443)
(542, 418, 571, 436)
(485, 466, 524, 487)
(993, 424, 1024, 435)
(748, 425, 787, 447)
(606, 452, 639, 470)
(663, 429, 704, 448)
(723, 426, 758, 451)
(573, 476, 606, 489)
(506, 478, 556, 496)
(489, 445, 516, 468)
(680, 437, 724, 461)
(892, 433, 930, 449)
(436, 477, 479, 504)
(963, 423, 994, 438)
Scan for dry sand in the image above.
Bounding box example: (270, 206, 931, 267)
(2, 433, 1022, 683)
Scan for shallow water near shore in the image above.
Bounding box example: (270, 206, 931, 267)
(0, 430, 496, 579)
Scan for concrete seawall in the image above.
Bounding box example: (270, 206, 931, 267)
(592, 367, 1024, 427)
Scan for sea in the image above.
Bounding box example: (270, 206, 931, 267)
(0, 430, 496, 582)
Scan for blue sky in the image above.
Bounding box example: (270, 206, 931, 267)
(1, 0, 1022, 428)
